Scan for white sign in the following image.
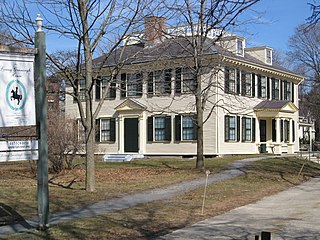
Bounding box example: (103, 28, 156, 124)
(0, 140, 38, 162)
(0, 54, 36, 127)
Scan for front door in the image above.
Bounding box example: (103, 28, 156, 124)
(124, 118, 139, 152)
(260, 120, 267, 142)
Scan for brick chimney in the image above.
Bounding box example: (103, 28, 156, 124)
(144, 16, 166, 46)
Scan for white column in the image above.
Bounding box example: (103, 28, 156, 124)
(118, 116, 124, 153)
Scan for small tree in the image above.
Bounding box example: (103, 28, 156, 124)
(48, 111, 82, 173)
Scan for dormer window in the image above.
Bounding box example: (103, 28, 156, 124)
(266, 49, 272, 64)
(236, 39, 244, 56)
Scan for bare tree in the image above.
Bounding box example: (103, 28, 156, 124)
(0, 0, 144, 192)
(307, 1, 320, 25)
(160, 0, 260, 169)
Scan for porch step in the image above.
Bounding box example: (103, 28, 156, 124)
(102, 154, 144, 162)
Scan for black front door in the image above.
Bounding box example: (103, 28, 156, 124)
(124, 118, 139, 152)
(260, 120, 267, 142)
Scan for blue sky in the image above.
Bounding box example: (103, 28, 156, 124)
(44, 0, 313, 54)
(244, 0, 313, 51)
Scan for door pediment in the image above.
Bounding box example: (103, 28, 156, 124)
(115, 98, 146, 112)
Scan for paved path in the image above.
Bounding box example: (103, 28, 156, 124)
(0, 156, 267, 237)
(157, 177, 320, 240)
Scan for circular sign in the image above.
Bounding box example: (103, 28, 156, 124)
(6, 80, 27, 111)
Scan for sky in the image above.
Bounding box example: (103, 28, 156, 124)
(43, 0, 313, 54)
(243, 0, 313, 52)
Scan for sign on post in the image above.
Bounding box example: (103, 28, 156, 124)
(0, 140, 38, 162)
(0, 54, 36, 127)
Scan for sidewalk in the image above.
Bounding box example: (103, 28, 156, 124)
(0, 156, 269, 237)
(157, 177, 320, 240)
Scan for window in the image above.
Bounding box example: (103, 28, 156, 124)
(95, 118, 116, 142)
(148, 70, 171, 96)
(258, 75, 267, 98)
(121, 73, 142, 97)
(225, 68, 236, 94)
(175, 68, 196, 94)
(283, 81, 291, 101)
(241, 72, 252, 96)
(174, 115, 197, 141)
(225, 116, 236, 141)
(242, 117, 252, 141)
(96, 76, 116, 100)
(236, 39, 244, 55)
(182, 115, 196, 140)
(147, 116, 171, 141)
(266, 49, 272, 64)
(271, 78, 280, 100)
(79, 79, 86, 101)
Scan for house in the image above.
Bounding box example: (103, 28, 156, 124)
(64, 16, 304, 156)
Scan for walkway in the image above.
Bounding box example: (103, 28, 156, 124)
(158, 177, 320, 240)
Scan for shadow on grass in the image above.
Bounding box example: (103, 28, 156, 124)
(0, 203, 32, 230)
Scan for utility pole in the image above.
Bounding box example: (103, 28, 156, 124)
(34, 14, 49, 230)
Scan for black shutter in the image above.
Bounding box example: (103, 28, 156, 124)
(291, 82, 294, 103)
(175, 115, 181, 141)
(272, 119, 276, 142)
(110, 80, 116, 99)
(237, 116, 240, 142)
(267, 77, 270, 99)
(283, 80, 287, 100)
(175, 68, 181, 94)
(242, 117, 246, 142)
(165, 116, 172, 141)
(251, 73, 255, 97)
(271, 78, 275, 100)
(280, 119, 283, 142)
(225, 68, 230, 93)
(147, 72, 154, 95)
(257, 75, 262, 98)
(165, 69, 172, 94)
(120, 73, 126, 97)
(280, 80, 284, 100)
(236, 69, 241, 94)
(147, 116, 153, 141)
(110, 118, 116, 142)
(95, 79, 101, 100)
(252, 118, 256, 142)
(225, 115, 229, 142)
(292, 120, 295, 142)
(95, 119, 100, 142)
(241, 71, 246, 96)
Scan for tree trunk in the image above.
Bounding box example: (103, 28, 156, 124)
(196, 74, 204, 170)
(196, 103, 204, 169)
(85, 123, 96, 192)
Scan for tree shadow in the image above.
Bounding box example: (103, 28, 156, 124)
(0, 203, 31, 229)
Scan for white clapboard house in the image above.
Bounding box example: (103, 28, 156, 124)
(65, 17, 304, 157)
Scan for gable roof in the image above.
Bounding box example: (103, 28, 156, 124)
(254, 100, 298, 112)
(92, 36, 303, 82)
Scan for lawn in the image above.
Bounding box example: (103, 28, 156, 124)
(1, 156, 320, 239)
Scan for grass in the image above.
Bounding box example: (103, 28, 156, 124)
(1, 156, 320, 239)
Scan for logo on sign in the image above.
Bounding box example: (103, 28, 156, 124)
(6, 80, 27, 111)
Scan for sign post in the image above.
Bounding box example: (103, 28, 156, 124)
(34, 14, 49, 230)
